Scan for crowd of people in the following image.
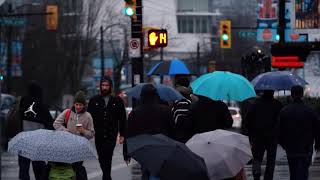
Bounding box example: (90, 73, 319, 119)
(8, 74, 320, 180)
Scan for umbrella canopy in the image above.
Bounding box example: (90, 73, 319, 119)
(186, 130, 252, 180)
(127, 134, 209, 180)
(251, 71, 308, 90)
(191, 71, 256, 101)
(147, 59, 191, 76)
(8, 129, 97, 163)
(126, 83, 184, 101)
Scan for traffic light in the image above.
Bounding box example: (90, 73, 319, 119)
(220, 20, 231, 48)
(46, 5, 58, 30)
(124, 0, 136, 19)
(147, 29, 168, 48)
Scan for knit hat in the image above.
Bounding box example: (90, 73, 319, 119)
(74, 91, 86, 105)
(100, 76, 113, 87)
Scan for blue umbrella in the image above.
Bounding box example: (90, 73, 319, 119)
(251, 71, 308, 90)
(8, 129, 97, 163)
(191, 71, 256, 101)
(126, 83, 184, 101)
(147, 59, 191, 76)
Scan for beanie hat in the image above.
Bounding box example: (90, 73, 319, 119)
(74, 91, 86, 105)
(100, 76, 113, 87)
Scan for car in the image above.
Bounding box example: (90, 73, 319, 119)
(228, 107, 242, 129)
(0, 94, 17, 150)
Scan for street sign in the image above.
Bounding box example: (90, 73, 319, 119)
(147, 29, 168, 48)
(271, 56, 304, 68)
(0, 17, 26, 26)
(129, 38, 141, 58)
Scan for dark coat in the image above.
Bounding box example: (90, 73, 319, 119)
(278, 100, 320, 156)
(243, 96, 283, 141)
(87, 95, 126, 143)
(189, 96, 233, 136)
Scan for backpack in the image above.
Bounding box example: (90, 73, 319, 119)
(63, 109, 72, 128)
(48, 163, 75, 180)
(7, 96, 22, 138)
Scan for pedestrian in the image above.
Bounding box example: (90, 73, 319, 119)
(53, 90, 95, 180)
(243, 90, 283, 180)
(124, 83, 173, 180)
(171, 86, 193, 143)
(189, 95, 233, 136)
(18, 81, 54, 180)
(87, 76, 127, 180)
(278, 85, 320, 180)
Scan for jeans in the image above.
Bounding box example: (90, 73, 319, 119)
(18, 155, 45, 180)
(287, 155, 311, 180)
(95, 139, 116, 180)
(251, 138, 277, 180)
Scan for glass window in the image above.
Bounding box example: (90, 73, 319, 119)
(201, 16, 208, 33)
(195, 17, 201, 33)
(187, 17, 194, 33)
(295, 0, 320, 29)
(177, 0, 209, 12)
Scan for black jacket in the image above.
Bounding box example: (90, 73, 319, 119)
(189, 96, 233, 136)
(244, 96, 283, 141)
(278, 100, 320, 155)
(19, 96, 53, 130)
(87, 95, 126, 142)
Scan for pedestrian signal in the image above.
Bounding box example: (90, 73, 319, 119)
(220, 20, 231, 48)
(147, 29, 168, 48)
(46, 5, 58, 30)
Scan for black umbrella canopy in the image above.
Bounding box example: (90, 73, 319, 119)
(127, 134, 209, 180)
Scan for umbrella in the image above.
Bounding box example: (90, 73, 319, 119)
(147, 59, 191, 76)
(8, 129, 97, 163)
(251, 71, 308, 90)
(191, 71, 256, 101)
(126, 83, 184, 101)
(186, 130, 252, 180)
(127, 134, 209, 180)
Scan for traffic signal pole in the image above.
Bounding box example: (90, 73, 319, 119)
(278, 0, 285, 44)
(131, 0, 143, 87)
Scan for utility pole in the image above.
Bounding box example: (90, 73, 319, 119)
(160, 47, 163, 83)
(196, 42, 200, 75)
(278, 0, 286, 44)
(131, 0, 143, 87)
(100, 26, 105, 78)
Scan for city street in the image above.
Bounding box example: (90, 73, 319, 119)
(2, 142, 320, 180)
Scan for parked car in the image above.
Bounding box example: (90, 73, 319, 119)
(228, 107, 242, 129)
(0, 94, 17, 150)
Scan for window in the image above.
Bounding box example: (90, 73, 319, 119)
(177, 16, 210, 34)
(177, 0, 209, 12)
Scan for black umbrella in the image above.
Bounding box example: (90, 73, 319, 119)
(127, 134, 209, 180)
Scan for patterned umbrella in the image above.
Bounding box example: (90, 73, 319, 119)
(251, 71, 308, 90)
(8, 129, 97, 163)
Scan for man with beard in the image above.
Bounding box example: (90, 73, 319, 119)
(87, 76, 127, 180)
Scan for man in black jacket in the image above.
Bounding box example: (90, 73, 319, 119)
(18, 81, 53, 180)
(278, 85, 320, 180)
(87, 76, 127, 180)
(244, 90, 283, 180)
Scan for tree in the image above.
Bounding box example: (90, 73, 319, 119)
(22, 0, 129, 104)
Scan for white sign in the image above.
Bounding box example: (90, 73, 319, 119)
(129, 38, 141, 58)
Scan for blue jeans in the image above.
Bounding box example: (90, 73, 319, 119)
(287, 155, 312, 180)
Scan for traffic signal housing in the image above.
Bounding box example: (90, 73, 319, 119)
(220, 20, 231, 48)
(147, 29, 168, 48)
(46, 5, 58, 30)
(124, 0, 136, 19)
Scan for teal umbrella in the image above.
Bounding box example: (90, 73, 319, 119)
(191, 71, 256, 101)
